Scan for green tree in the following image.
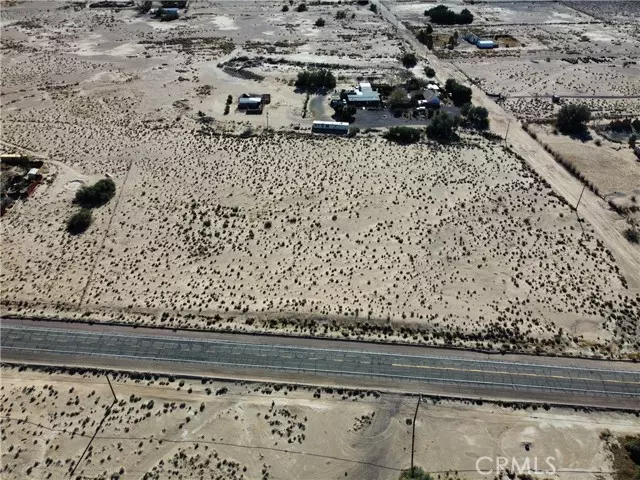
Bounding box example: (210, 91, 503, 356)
(296, 3, 307, 11)
(426, 111, 459, 143)
(333, 104, 356, 122)
(67, 209, 93, 235)
(315, 17, 325, 26)
(401, 52, 417, 68)
(75, 178, 116, 208)
(424, 66, 436, 78)
(426, 23, 433, 34)
(467, 105, 489, 130)
(445, 78, 472, 106)
(556, 103, 591, 135)
(335, 9, 347, 19)
(388, 88, 409, 110)
(425, 34, 434, 50)
(406, 76, 428, 91)
(282, 4, 289, 11)
(369, 3, 377, 12)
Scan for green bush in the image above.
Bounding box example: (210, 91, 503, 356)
(556, 103, 591, 135)
(384, 126, 421, 144)
(624, 227, 639, 244)
(282, 4, 289, 11)
(296, 3, 307, 11)
(399, 466, 433, 480)
(369, 3, 377, 12)
(75, 178, 116, 208)
(335, 9, 347, 19)
(424, 66, 436, 78)
(295, 69, 336, 91)
(67, 208, 93, 235)
(426, 111, 459, 143)
(315, 17, 325, 26)
(625, 437, 640, 465)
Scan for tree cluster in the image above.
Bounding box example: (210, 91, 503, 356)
(426, 111, 459, 143)
(424, 5, 473, 25)
(333, 104, 356, 122)
(461, 103, 489, 130)
(445, 78, 472, 106)
(556, 103, 591, 135)
(295, 69, 336, 91)
(417, 28, 437, 50)
(75, 178, 116, 208)
(383, 126, 421, 144)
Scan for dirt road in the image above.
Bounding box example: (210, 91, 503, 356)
(376, 0, 640, 289)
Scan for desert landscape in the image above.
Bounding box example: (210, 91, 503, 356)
(1, 0, 639, 357)
(2, 0, 640, 479)
(1, 365, 639, 480)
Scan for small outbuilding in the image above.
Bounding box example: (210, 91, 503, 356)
(312, 121, 349, 135)
(238, 96, 263, 113)
(477, 40, 497, 49)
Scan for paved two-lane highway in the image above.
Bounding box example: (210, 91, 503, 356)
(1, 321, 639, 409)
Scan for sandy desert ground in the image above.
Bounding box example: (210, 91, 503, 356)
(1, 1, 639, 357)
(1, 365, 639, 480)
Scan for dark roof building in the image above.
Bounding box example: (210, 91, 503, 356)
(346, 82, 381, 106)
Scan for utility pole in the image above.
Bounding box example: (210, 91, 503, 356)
(410, 394, 422, 473)
(504, 119, 511, 147)
(575, 184, 586, 213)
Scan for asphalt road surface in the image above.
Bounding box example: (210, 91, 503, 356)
(2, 322, 639, 408)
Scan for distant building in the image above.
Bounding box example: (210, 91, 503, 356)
(346, 82, 381, 107)
(312, 121, 349, 135)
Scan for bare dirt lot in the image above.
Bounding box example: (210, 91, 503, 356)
(1, 1, 639, 357)
(527, 124, 640, 218)
(395, 0, 640, 120)
(1, 366, 639, 480)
